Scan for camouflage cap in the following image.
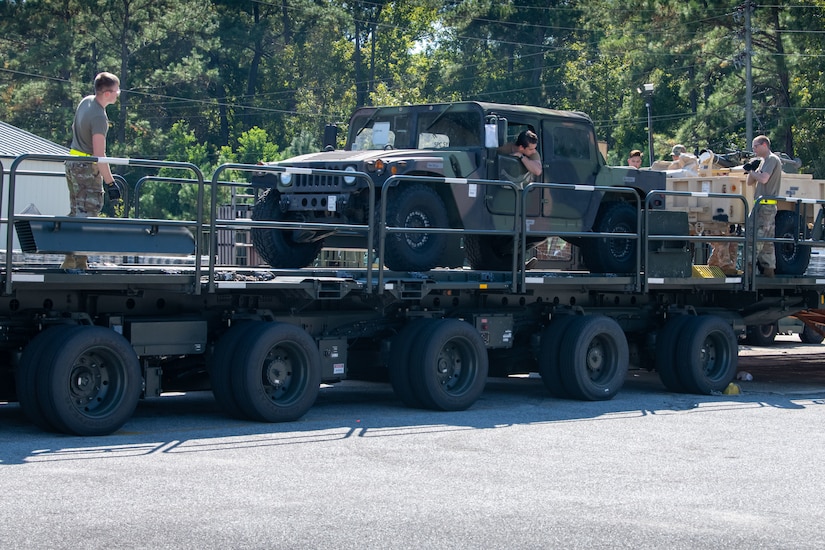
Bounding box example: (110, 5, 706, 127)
(671, 144, 686, 156)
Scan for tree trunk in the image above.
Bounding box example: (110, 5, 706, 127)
(118, 38, 129, 144)
(354, 19, 365, 107)
(767, 6, 794, 156)
(246, 3, 263, 129)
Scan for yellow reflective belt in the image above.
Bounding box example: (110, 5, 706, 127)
(759, 199, 777, 205)
(69, 149, 91, 157)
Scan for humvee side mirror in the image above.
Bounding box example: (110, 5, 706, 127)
(497, 117, 508, 146)
(323, 124, 338, 151)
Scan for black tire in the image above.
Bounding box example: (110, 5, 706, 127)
(16, 325, 79, 431)
(675, 316, 738, 394)
(799, 324, 824, 344)
(580, 201, 638, 274)
(774, 210, 811, 276)
(408, 319, 488, 411)
(558, 315, 629, 400)
(655, 316, 692, 392)
(230, 322, 321, 422)
(208, 321, 258, 419)
(745, 323, 778, 346)
(538, 315, 579, 398)
(389, 319, 433, 408)
(251, 188, 323, 268)
(464, 235, 514, 271)
(38, 326, 142, 436)
(383, 184, 449, 272)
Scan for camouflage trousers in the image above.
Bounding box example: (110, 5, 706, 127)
(754, 204, 777, 270)
(62, 161, 103, 270)
(65, 160, 104, 217)
(708, 239, 739, 272)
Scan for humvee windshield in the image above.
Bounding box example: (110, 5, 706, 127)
(349, 104, 483, 151)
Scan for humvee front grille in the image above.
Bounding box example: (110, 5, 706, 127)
(292, 172, 344, 191)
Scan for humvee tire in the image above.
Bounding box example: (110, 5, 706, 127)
(580, 201, 637, 273)
(251, 189, 324, 268)
(464, 235, 514, 271)
(383, 184, 449, 272)
(774, 210, 810, 276)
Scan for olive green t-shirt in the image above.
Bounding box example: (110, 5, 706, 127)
(70, 95, 109, 155)
(755, 153, 782, 199)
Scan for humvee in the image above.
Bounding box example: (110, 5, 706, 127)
(250, 101, 666, 272)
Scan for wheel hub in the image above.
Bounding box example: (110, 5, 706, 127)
(608, 224, 633, 259)
(586, 342, 605, 374)
(700, 338, 719, 375)
(265, 354, 291, 389)
(403, 210, 430, 249)
(70, 358, 104, 404)
(435, 344, 463, 389)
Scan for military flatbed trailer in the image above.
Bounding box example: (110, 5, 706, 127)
(2, 154, 824, 436)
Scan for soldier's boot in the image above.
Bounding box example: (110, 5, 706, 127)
(74, 255, 88, 270)
(60, 254, 77, 270)
(728, 241, 739, 265)
(708, 241, 733, 273)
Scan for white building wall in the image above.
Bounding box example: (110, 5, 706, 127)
(0, 156, 70, 251)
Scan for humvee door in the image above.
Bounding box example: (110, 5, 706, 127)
(538, 121, 601, 221)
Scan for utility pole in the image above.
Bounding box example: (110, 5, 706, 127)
(638, 83, 654, 166)
(745, 0, 754, 150)
(645, 97, 654, 166)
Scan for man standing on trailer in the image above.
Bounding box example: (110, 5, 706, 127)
(62, 71, 122, 270)
(746, 135, 782, 278)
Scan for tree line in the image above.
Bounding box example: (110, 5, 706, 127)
(2, 0, 824, 181)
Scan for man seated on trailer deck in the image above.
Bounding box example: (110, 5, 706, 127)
(666, 144, 698, 173)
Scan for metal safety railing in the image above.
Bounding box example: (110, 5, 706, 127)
(378, 174, 521, 292)
(5, 153, 825, 297)
(521, 182, 642, 293)
(749, 194, 825, 288)
(2, 154, 205, 295)
(207, 163, 376, 294)
(643, 189, 750, 290)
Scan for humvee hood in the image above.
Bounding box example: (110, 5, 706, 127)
(263, 148, 448, 166)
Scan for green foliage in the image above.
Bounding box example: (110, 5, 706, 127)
(284, 131, 319, 158)
(236, 127, 281, 164)
(1, 0, 824, 178)
(139, 120, 240, 220)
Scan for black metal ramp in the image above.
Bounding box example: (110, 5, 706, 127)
(14, 218, 195, 255)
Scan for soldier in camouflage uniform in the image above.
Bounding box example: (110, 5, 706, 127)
(667, 144, 698, 172)
(62, 72, 121, 270)
(707, 227, 740, 276)
(746, 135, 782, 277)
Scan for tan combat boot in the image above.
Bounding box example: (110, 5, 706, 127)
(60, 254, 76, 269)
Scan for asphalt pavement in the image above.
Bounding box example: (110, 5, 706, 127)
(1, 336, 824, 549)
